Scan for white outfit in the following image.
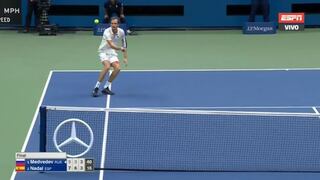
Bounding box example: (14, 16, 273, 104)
(98, 27, 127, 63)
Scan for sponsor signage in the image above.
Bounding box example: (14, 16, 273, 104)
(243, 22, 276, 34)
(278, 13, 305, 31)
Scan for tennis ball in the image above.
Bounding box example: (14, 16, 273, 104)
(94, 19, 99, 24)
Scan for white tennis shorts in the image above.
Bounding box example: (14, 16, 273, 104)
(99, 53, 119, 63)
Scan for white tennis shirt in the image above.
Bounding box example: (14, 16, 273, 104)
(98, 27, 126, 55)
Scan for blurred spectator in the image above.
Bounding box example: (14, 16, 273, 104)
(104, 0, 126, 23)
(24, 0, 39, 33)
(248, 0, 270, 22)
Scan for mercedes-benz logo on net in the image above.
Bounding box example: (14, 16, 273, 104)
(53, 118, 94, 158)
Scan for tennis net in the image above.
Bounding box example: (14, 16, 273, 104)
(40, 106, 320, 172)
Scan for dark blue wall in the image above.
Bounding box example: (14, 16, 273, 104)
(21, 0, 320, 28)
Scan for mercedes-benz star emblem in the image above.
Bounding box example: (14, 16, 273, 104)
(53, 118, 94, 158)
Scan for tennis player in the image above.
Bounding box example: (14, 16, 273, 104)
(92, 17, 128, 97)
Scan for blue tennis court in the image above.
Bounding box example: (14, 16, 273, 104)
(12, 69, 320, 180)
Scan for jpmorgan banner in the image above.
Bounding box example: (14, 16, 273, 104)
(0, 0, 21, 25)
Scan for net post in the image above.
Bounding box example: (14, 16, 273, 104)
(39, 106, 47, 152)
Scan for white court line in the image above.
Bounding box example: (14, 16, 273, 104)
(121, 106, 320, 109)
(46, 105, 320, 111)
(51, 67, 320, 73)
(10, 71, 53, 180)
(99, 71, 112, 180)
(312, 107, 320, 115)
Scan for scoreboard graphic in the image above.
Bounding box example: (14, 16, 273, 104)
(16, 152, 94, 172)
(0, 0, 21, 25)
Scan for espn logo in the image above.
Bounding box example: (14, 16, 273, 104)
(278, 13, 304, 24)
(278, 13, 305, 31)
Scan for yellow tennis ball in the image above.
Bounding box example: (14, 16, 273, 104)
(94, 19, 99, 24)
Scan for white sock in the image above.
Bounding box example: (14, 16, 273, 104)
(104, 81, 111, 89)
(95, 81, 101, 88)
